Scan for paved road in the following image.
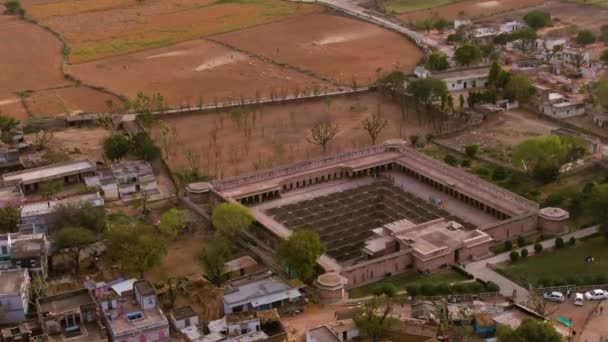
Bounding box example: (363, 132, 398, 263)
(294, 0, 453, 57)
(466, 226, 599, 303)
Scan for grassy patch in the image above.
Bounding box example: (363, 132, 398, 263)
(385, 0, 460, 13)
(498, 237, 608, 287)
(348, 269, 467, 298)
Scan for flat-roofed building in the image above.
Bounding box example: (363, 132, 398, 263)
(306, 326, 341, 342)
(222, 273, 302, 314)
(0, 232, 48, 276)
(224, 256, 259, 280)
(0, 269, 30, 324)
(2, 160, 95, 194)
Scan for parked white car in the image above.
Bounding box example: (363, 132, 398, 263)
(584, 289, 608, 300)
(574, 293, 584, 306)
(544, 291, 565, 302)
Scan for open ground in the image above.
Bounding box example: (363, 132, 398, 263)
(22, 0, 323, 63)
(151, 92, 450, 178)
(397, 0, 543, 22)
(66, 39, 334, 108)
(214, 13, 423, 85)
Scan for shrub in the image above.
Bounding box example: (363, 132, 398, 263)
(461, 159, 471, 168)
(555, 237, 564, 249)
(409, 135, 420, 147)
(510, 251, 519, 262)
(505, 240, 513, 251)
(406, 284, 420, 297)
(465, 144, 479, 158)
(452, 283, 466, 294)
(521, 248, 528, 258)
(444, 154, 458, 166)
(523, 10, 551, 29)
(436, 283, 451, 295)
(491, 166, 507, 181)
(466, 282, 484, 294)
(474, 167, 491, 178)
(576, 30, 597, 46)
(602, 50, 608, 64)
(420, 283, 436, 296)
(373, 283, 397, 297)
(568, 236, 576, 246)
(517, 236, 526, 247)
(451, 265, 474, 279)
(486, 281, 500, 292)
(534, 243, 543, 253)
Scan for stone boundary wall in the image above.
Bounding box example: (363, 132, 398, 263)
(479, 212, 539, 242)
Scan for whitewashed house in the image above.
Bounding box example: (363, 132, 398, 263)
(0, 269, 30, 324)
(499, 21, 526, 33)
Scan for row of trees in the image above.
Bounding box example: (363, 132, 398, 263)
(103, 131, 161, 162)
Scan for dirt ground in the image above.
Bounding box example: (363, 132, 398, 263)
(25, 126, 112, 164)
(398, 0, 543, 22)
(544, 297, 601, 339)
(477, 0, 608, 32)
(25, 86, 123, 117)
(22, 0, 322, 63)
(439, 109, 560, 162)
(152, 92, 447, 178)
(66, 39, 333, 107)
(214, 13, 423, 85)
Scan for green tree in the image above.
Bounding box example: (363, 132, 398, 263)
(587, 184, 608, 237)
(444, 154, 458, 166)
(38, 180, 63, 199)
(597, 75, 608, 110)
(464, 144, 479, 158)
(0, 206, 20, 233)
(523, 10, 551, 29)
(353, 296, 396, 342)
(103, 134, 130, 162)
(424, 52, 449, 71)
(0, 114, 18, 132)
(504, 74, 533, 103)
(4, 0, 25, 17)
(211, 203, 254, 241)
(509, 251, 519, 262)
(158, 208, 189, 239)
(131, 132, 160, 161)
(53, 203, 106, 233)
(198, 238, 232, 287)
(601, 50, 608, 64)
(407, 77, 448, 114)
(52, 227, 97, 273)
(576, 30, 597, 46)
(487, 61, 502, 87)
(454, 43, 482, 66)
(601, 24, 608, 43)
(377, 70, 406, 89)
(277, 229, 325, 281)
(130, 232, 167, 278)
(497, 318, 561, 342)
(105, 223, 166, 277)
(432, 17, 450, 32)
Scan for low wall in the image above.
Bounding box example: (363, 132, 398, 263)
(340, 250, 412, 288)
(480, 212, 539, 242)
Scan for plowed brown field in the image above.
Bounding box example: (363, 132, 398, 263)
(398, 0, 543, 22)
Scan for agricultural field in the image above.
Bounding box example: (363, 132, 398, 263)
(214, 13, 423, 85)
(150, 92, 449, 178)
(21, 0, 323, 63)
(398, 0, 543, 22)
(497, 236, 608, 287)
(66, 39, 333, 107)
(382, 0, 460, 14)
(568, 0, 608, 7)
(24, 86, 122, 118)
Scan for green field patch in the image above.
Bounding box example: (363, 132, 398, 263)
(385, 0, 460, 14)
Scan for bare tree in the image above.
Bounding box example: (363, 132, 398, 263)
(158, 121, 175, 159)
(98, 113, 121, 134)
(33, 130, 53, 150)
(307, 119, 338, 153)
(186, 148, 201, 178)
(569, 51, 587, 71)
(526, 287, 559, 317)
(542, 44, 563, 63)
(362, 113, 389, 145)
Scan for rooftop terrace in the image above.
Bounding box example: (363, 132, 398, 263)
(0, 268, 27, 294)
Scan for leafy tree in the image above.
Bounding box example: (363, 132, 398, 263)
(38, 180, 63, 199)
(353, 296, 396, 342)
(498, 318, 561, 341)
(492, 166, 507, 181)
(509, 251, 519, 262)
(0, 206, 20, 233)
(601, 50, 608, 64)
(488, 61, 502, 87)
(504, 74, 533, 103)
(407, 77, 448, 114)
(131, 132, 160, 161)
(0, 114, 18, 132)
(129, 231, 167, 278)
(596, 75, 608, 111)
(307, 119, 338, 153)
(103, 134, 130, 162)
(28, 273, 47, 306)
(415, 17, 435, 34)
(454, 43, 482, 66)
(464, 144, 479, 158)
(277, 229, 325, 281)
(211, 203, 254, 241)
(53, 202, 106, 233)
(52, 227, 97, 273)
(443, 154, 458, 166)
(514, 29, 538, 53)
(361, 113, 388, 145)
(587, 184, 608, 237)
(576, 30, 596, 46)
(158, 208, 189, 239)
(424, 52, 449, 71)
(432, 17, 450, 32)
(523, 10, 551, 29)
(4, 0, 25, 17)
(198, 238, 231, 287)
(377, 70, 406, 89)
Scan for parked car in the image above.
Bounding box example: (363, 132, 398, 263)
(544, 291, 565, 302)
(584, 289, 608, 300)
(574, 293, 584, 306)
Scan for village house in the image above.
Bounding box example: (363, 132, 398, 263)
(472, 27, 497, 45)
(180, 310, 286, 342)
(169, 306, 198, 331)
(98, 280, 169, 342)
(499, 21, 526, 33)
(222, 272, 302, 314)
(306, 319, 359, 342)
(2, 160, 96, 194)
(36, 288, 107, 342)
(533, 85, 586, 119)
(85, 160, 160, 202)
(0, 232, 48, 276)
(0, 319, 45, 342)
(453, 19, 471, 29)
(0, 184, 23, 208)
(414, 66, 490, 92)
(305, 326, 341, 342)
(223, 256, 259, 280)
(20, 192, 104, 234)
(0, 148, 22, 174)
(0, 269, 30, 324)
